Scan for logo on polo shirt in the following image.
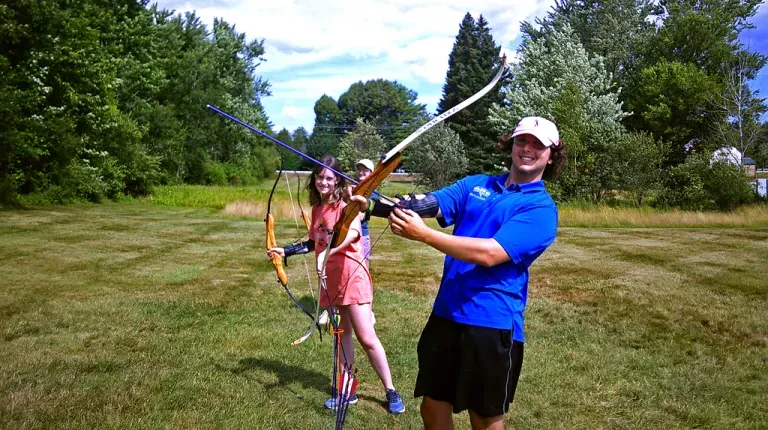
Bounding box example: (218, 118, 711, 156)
(470, 186, 491, 201)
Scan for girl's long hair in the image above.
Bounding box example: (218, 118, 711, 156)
(306, 155, 346, 206)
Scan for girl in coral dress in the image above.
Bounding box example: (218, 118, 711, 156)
(267, 155, 405, 414)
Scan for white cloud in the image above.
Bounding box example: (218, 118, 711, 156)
(280, 105, 308, 120)
(417, 93, 443, 108)
(156, 0, 557, 131)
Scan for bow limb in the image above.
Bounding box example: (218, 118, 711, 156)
(266, 213, 289, 286)
(266, 156, 290, 286)
(330, 55, 506, 249)
(266, 152, 317, 323)
(266, 211, 316, 321)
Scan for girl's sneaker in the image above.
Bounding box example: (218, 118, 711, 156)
(323, 394, 358, 409)
(386, 389, 405, 414)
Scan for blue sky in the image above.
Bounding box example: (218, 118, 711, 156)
(740, 4, 768, 120)
(156, 0, 767, 131)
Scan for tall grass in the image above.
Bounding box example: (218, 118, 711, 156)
(560, 204, 768, 228)
(148, 182, 768, 229)
(148, 185, 274, 209)
(148, 178, 429, 220)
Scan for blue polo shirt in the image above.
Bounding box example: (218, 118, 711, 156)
(431, 174, 558, 342)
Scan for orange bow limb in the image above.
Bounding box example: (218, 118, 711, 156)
(266, 213, 288, 286)
(329, 56, 507, 250)
(301, 210, 311, 233)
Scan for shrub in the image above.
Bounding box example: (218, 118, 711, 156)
(706, 161, 756, 210)
(205, 161, 228, 186)
(656, 155, 755, 210)
(656, 160, 709, 210)
(0, 176, 20, 206)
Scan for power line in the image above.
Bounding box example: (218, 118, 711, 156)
(311, 124, 424, 130)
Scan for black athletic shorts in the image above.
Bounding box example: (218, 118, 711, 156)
(414, 313, 524, 418)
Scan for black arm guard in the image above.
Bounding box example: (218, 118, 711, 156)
(283, 240, 314, 266)
(369, 197, 395, 218)
(369, 192, 440, 218)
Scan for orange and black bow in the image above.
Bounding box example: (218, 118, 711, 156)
(210, 53, 506, 270)
(265, 148, 321, 337)
(210, 53, 506, 271)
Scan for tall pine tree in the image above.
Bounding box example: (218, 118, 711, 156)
(292, 127, 311, 170)
(307, 95, 343, 161)
(438, 13, 503, 174)
(275, 128, 300, 170)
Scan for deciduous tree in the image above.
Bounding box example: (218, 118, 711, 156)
(404, 124, 468, 189)
(336, 119, 386, 172)
(489, 24, 627, 203)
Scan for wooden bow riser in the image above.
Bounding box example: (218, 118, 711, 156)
(330, 153, 402, 249)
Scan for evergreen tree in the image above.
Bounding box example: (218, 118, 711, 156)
(292, 127, 309, 152)
(438, 13, 503, 174)
(292, 127, 310, 169)
(404, 124, 468, 189)
(307, 95, 343, 160)
(275, 128, 300, 170)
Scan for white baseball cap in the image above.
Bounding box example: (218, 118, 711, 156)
(355, 159, 375, 171)
(511, 117, 561, 148)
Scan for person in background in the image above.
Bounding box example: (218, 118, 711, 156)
(355, 159, 378, 268)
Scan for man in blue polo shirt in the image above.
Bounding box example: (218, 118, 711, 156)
(368, 116, 567, 429)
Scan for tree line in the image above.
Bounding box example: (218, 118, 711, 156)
(297, 2, 766, 210)
(2, 0, 767, 210)
(1, 0, 276, 204)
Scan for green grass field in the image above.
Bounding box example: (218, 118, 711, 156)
(1, 184, 766, 429)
